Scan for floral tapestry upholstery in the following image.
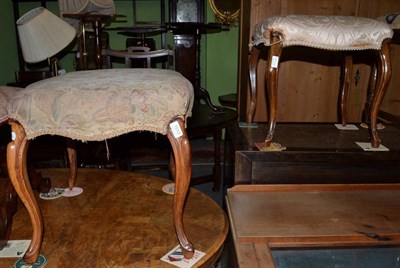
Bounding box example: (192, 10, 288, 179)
(251, 15, 393, 50)
(0, 86, 21, 125)
(8, 68, 194, 141)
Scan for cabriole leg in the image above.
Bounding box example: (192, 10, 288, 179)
(370, 40, 392, 148)
(167, 117, 194, 259)
(7, 120, 43, 263)
(265, 39, 283, 146)
(66, 139, 77, 190)
(340, 54, 353, 126)
(247, 47, 261, 124)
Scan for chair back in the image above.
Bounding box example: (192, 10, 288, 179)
(102, 46, 173, 69)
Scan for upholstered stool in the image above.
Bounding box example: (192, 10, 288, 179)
(0, 86, 20, 249)
(247, 15, 393, 148)
(7, 68, 195, 263)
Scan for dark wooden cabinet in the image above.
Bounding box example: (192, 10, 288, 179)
(224, 122, 400, 186)
(172, 30, 198, 87)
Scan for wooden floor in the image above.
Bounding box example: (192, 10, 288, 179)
(1, 169, 228, 267)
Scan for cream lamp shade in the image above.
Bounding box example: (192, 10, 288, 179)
(17, 7, 76, 63)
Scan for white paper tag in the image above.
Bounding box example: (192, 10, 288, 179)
(0, 240, 30, 258)
(238, 122, 258, 128)
(39, 188, 65, 200)
(62, 187, 83, 197)
(14, 254, 47, 268)
(334, 124, 359, 130)
(160, 245, 205, 268)
(170, 122, 183, 138)
(162, 183, 175, 195)
(57, 69, 66, 75)
(271, 56, 279, 68)
(356, 142, 389, 151)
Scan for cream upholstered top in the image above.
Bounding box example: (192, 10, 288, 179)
(8, 68, 194, 141)
(251, 15, 393, 50)
(0, 86, 21, 124)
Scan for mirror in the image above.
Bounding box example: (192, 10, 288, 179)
(209, 0, 240, 27)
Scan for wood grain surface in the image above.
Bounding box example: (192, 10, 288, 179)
(1, 168, 228, 267)
(227, 184, 400, 246)
(226, 184, 400, 268)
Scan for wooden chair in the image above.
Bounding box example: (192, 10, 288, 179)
(102, 46, 173, 69)
(6, 71, 53, 88)
(248, 15, 393, 148)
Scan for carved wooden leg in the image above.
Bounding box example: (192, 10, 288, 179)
(66, 139, 77, 190)
(363, 64, 378, 125)
(0, 178, 17, 250)
(7, 120, 43, 263)
(340, 54, 353, 126)
(370, 40, 392, 148)
(168, 152, 176, 181)
(167, 117, 194, 259)
(247, 47, 261, 124)
(265, 40, 283, 146)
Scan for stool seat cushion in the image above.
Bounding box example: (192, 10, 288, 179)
(0, 86, 21, 124)
(252, 15, 393, 51)
(8, 69, 194, 141)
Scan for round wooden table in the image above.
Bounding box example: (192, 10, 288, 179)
(4, 169, 228, 267)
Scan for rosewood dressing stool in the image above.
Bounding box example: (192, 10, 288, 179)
(247, 15, 393, 148)
(6, 68, 195, 263)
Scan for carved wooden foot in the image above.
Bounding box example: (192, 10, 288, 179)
(7, 120, 43, 263)
(167, 117, 194, 259)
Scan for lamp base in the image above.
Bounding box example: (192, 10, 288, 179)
(49, 57, 60, 76)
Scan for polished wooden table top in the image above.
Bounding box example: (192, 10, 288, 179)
(226, 184, 400, 268)
(3, 169, 228, 267)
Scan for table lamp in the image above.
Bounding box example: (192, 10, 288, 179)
(16, 7, 76, 76)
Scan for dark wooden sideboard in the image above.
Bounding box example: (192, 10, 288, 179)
(224, 122, 400, 186)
